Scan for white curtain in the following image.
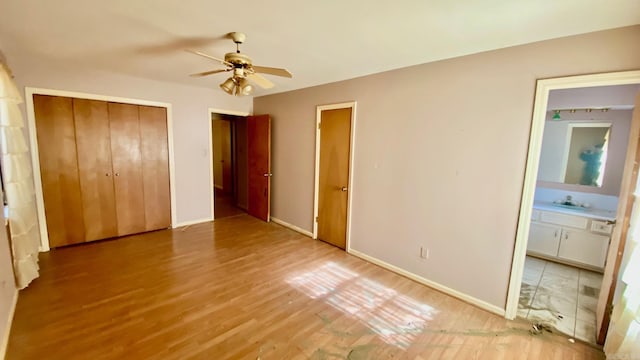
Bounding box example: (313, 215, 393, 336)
(605, 174, 640, 358)
(0, 62, 40, 289)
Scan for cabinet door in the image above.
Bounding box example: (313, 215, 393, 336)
(527, 222, 561, 257)
(558, 229, 609, 268)
(138, 106, 171, 231)
(33, 95, 86, 247)
(108, 102, 146, 236)
(73, 99, 118, 241)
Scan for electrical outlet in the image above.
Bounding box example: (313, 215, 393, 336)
(420, 246, 429, 259)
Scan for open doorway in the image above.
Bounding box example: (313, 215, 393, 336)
(211, 112, 248, 219)
(506, 71, 640, 345)
(516, 84, 635, 343)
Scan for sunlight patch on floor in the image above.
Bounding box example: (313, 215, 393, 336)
(286, 262, 438, 349)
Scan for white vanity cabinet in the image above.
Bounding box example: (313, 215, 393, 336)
(527, 222, 561, 257)
(557, 229, 609, 268)
(527, 208, 612, 271)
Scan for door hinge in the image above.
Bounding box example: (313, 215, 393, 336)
(317, 122, 321, 130)
(315, 216, 319, 223)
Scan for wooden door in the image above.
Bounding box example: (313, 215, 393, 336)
(596, 93, 640, 343)
(317, 108, 352, 249)
(73, 99, 118, 241)
(247, 115, 271, 221)
(108, 102, 146, 236)
(33, 95, 86, 247)
(138, 105, 171, 231)
(221, 120, 233, 195)
(212, 119, 224, 190)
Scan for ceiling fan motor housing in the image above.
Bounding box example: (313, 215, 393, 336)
(225, 52, 252, 66)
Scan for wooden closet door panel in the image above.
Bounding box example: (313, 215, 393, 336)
(73, 99, 118, 241)
(138, 106, 171, 230)
(33, 95, 85, 247)
(108, 102, 146, 236)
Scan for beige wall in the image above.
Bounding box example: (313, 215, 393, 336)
(254, 26, 640, 309)
(0, 198, 16, 354)
(2, 51, 252, 225)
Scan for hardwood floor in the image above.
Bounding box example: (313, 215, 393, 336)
(7, 215, 604, 359)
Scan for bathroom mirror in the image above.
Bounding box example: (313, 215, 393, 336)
(537, 122, 611, 187)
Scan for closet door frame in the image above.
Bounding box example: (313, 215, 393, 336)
(25, 87, 177, 251)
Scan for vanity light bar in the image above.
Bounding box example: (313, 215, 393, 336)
(551, 107, 610, 113)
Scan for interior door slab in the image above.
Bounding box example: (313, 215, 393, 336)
(247, 115, 271, 221)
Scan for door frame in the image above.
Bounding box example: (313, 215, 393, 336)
(208, 108, 250, 221)
(312, 102, 357, 251)
(505, 71, 640, 324)
(25, 87, 178, 252)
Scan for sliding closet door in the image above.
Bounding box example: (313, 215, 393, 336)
(138, 106, 171, 231)
(73, 99, 118, 241)
(33, 95, 85, 247)
(108, 103, 146, 236)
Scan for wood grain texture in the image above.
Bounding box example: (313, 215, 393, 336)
(318, 108, 352, 249)
(247, 115, 271, 221)
(596, 94, 640, 343)
(138, 105, 171, 231)
(221, 119, 232, 195)
(33, 95, 86, 247)
(73, 98, 118, 241)
(108, 102, 146, 236)
(7, 215, 604, 359)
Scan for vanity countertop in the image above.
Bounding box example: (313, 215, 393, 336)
(533, 201, 617, 222)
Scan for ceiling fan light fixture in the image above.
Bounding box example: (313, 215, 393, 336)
(220, 77, 236, 95)
(188, 32, 291, 96)
(238, 78, 253, 96)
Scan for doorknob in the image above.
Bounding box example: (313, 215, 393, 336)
(341, 186, 348, 192)
(263, 173, 273, 177)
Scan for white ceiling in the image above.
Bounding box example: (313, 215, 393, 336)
(1, 0, 639, 97)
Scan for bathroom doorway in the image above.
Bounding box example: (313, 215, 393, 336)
(211, 111, 249, 219)
(505, 71, 640, 345)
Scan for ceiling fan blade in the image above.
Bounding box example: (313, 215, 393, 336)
(189, 69, 230, 77)
(252, 65, 293, 78)
(186, 49, 232, 66)
(247, 73, 275, 89)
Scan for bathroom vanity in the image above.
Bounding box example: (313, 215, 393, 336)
(526, 202, 616, 272)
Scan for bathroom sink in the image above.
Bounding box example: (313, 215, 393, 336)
(551, 203, 589, 211)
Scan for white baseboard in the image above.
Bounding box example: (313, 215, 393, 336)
(173, 217, 213, 228)
(270, 217, 313, 238)
(348, 249, 506, 317)
(1, 289, 18, 359)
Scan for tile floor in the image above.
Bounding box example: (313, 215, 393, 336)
(518, 256, 603, 343)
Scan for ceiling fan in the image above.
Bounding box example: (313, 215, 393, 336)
(187, 32, 292, 96)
